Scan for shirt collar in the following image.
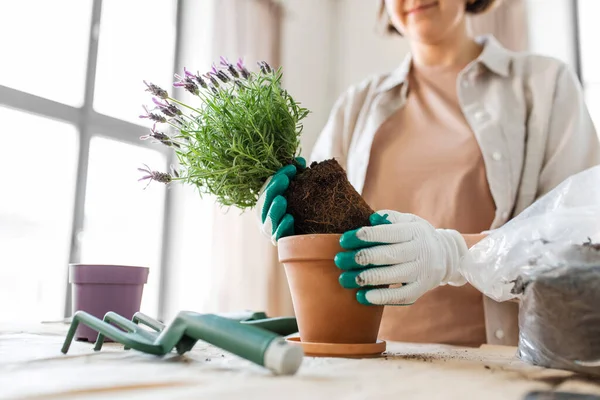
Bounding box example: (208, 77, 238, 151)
(376, 34, 512, 94)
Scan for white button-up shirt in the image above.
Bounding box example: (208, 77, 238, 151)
(310, 34, 600, 231)
(309, 35, 600, 344)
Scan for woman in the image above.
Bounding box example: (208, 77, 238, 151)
(258, 0, 600, 347)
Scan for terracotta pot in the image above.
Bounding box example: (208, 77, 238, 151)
(278, 234, 385, 344)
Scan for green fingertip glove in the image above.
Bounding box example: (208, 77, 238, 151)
(256, 157, 306, 244)
(335, 212, 391, 269)
(335, 212, 392, 305)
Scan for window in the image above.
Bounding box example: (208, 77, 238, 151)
(0, 0, 213, 322)
(79, 136, 168, 315)
(0, 0, 93, 107)
(0, 107, 78, 321)
(577, 0, 600, 131)
(93, 0, 177, 125)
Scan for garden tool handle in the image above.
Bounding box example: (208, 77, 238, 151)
(241, 317, 299, 336)
(217, 310, 268, 321)
(185, 313, 303, 375)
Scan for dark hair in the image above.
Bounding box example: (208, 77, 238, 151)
(379, 0, 498, 35)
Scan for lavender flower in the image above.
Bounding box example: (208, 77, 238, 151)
(204, 72, 220, 88)
(138, 164, 173, 189)
(258, 61, 272, 74)
(184, 67, 196, 79)
(143, 80, 168, 99)
(210, 63, 230, 83)
(183, 67, 207, 89)
(140, 125, 180, 148)
(139, 105, 167, 123)
(152, 97, 181, 118)
(236, 57, 250, 79)
(216, 71, 230, 83)
(220, 56, 239, 78)
(174, 72, 199, 95)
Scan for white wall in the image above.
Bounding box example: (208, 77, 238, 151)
(331, 0, 409, 100)
(281, 0, 409, 157)
(280, 0, 337, 156)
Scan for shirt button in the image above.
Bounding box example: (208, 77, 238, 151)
(492, 151, 502, 161)
(495, 329, 505, 340)
(474, 110, 486, 121)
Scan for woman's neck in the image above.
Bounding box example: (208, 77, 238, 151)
(409, 22, 482, 70)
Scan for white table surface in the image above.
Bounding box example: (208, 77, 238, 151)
(1, 321, 600, 400)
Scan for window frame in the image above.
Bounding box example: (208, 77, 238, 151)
(0, 0, 183, 320)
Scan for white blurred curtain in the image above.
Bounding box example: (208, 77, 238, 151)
(467, 0, 529, 51)
(204, 0, 294, 317)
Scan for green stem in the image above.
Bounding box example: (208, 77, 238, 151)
(167, 96, 202, 114)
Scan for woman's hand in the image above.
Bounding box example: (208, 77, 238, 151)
(335, 210, 469, 306)
(256, 157, 306, 244)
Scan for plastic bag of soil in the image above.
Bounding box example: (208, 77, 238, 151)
(512, 244, 600, 376)
(459, 165, 600, 375)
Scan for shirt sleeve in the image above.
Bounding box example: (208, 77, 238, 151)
(309, 91, 350, 168)
(537, 64, 600, 197)
(309, 79, 373, 169)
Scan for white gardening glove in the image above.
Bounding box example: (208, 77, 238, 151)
(334, 210, 468, 306)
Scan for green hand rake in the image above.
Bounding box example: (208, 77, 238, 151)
(61, 310, 303, 375)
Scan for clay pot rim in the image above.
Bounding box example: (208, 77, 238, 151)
(279, 233, 342, 239)
(278, 233, 343, 263)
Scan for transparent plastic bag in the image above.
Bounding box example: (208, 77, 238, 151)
(461, 165, 600, 376)
(461, 165, 600, 302)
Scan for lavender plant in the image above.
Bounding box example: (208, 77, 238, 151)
(138, 57, 309, 209)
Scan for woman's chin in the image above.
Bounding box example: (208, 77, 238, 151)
(406, 27, 448, 45)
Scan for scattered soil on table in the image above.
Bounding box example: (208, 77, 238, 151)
(386, 352, 486, 364)
(285, 158, 373, 234)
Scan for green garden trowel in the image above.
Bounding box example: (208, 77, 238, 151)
(61, 310, 303, 375)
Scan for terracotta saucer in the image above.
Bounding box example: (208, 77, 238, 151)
(285, 336, 386, 358)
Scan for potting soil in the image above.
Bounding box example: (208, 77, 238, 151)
(285, 158, 373, 234)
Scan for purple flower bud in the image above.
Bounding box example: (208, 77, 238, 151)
(174, 73, 199, 95)
(184, 67, 196, 79)
(204, 73, 220, 88)
(220, 56, 240, 78)
(236, 57, 250, 79)
(137, 164, 173, 189)
(139, 105, 167, 123)
(140, 125, 181, 148)
(151, 97, 181, 118)
(258, 61, 272, 74)
(143, 80, 168, 99)
(195, 74, 208, 89)
(216, 70, 230, 83)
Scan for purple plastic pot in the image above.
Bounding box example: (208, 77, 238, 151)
(69, 264, 149, 341)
